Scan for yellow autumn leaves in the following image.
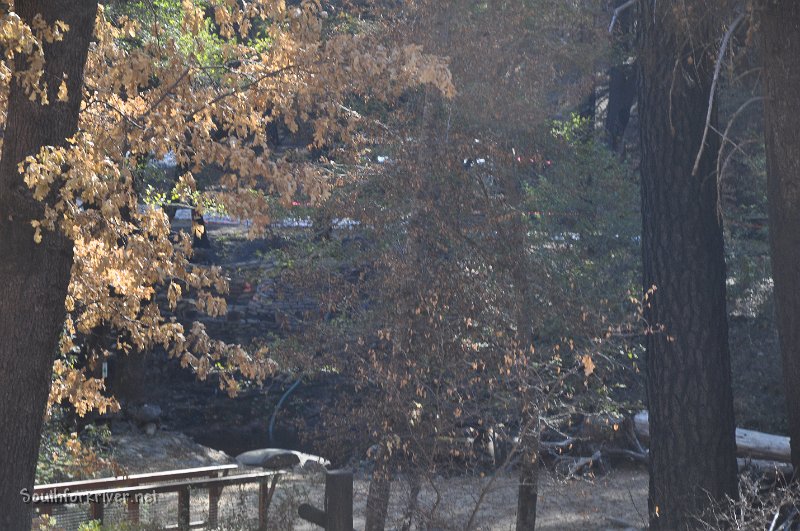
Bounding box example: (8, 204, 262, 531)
(3, 0, 454, 415)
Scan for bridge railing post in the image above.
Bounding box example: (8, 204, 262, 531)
(298, 469, 354, 531)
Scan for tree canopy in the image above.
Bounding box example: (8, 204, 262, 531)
(3, 1, 800, 529)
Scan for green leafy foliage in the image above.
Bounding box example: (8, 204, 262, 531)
(107, 0, 227, 67)
(520, 119, 644, 414)
(36, 406, 113, 484)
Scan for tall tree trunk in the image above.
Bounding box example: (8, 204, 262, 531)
(606, 0, 637, 152)
(605, 63, 636, 152)
(638, 3, 738, 529)
(0, 1, 97, 528)
(511, 254, 539, 531)
(760, 1, 800, 471)
(515, 409, 539, 531)
(499, 167, 539, 531)
(365, 446, 391, 531)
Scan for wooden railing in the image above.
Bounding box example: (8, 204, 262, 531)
(33, 464, 282, 530)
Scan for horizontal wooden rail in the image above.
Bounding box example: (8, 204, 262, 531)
(33, 470, 278, 503)
(34, 464, 239, 495)
(33, 466, 282, 530)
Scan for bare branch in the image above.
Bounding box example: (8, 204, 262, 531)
(609, 0, 636, 33)
(187, 63, 299, 118)
(142, 67, 191, 119)
(716, 96, 764, 180)
(691, 12, 746, 176)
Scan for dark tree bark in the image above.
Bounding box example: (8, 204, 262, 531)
(365, 449, 391, 531)
(605, 0, 637, 152)
(515, 414, 539, 531)
(0, 1, 98, 528)
(638, 2, 738, 529)
(760, 1, 800, 471)
(512, 291, 539, 531)
(605, 63, 636, 152)
(499, 168, 539, 531)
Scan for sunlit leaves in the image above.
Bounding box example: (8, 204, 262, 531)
(49, 360, 119, 418)
(581, 353, 595, 377)
(2, 0, 453, 414)
(0, 11, 70, 104)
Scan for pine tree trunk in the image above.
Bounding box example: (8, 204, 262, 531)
(760, 0, 800, 471)
(606, 0, 636, 152)
(0, 1, 97, 528)
(606, 64, 637, 152)
(638, 3, 738, 528)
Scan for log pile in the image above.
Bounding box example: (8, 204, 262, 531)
(538, 411, 794, 479)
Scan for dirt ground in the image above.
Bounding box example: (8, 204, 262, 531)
(535, 468, 647, 530)
(203, 465, 649, 530)
(103, 428, 647, 530)
(336, 467, 647, 530)
(241, 465, 648, 530)
(85, 222, 782, 530)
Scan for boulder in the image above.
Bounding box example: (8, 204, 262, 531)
(128, 403, 162, 424)
(235, 448, 330, 471)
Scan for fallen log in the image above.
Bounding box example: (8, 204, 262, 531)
(557, 450, 603, 477)
(737, 457, 793, 479)
(633, 411, 791, 463)
(600, 447, 649, 464)
(606, 515, 641, 529)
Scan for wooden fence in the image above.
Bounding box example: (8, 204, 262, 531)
(33, 464, 281, 530)
(33, 464, 355, 530)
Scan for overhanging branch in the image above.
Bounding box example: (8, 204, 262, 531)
(691, 12, 746, 176)
(609, 0, 636, 33)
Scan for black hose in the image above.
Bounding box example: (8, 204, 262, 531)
(268, 377, 302, 445)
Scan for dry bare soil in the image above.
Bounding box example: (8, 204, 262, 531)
(110, 428, 647, 530)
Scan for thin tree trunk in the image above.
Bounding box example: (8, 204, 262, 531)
(0, 1, 97, 528)
(512, 270, 539, 531)
(605, 0, 636, 153)
(498, 165, 540, 531)
(760, 0, 800, 472)
(515, 413, 539, 530)
(365, 447, 391, 531)
(638, 2, 738, 528)
(605, 64, 636, 152)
